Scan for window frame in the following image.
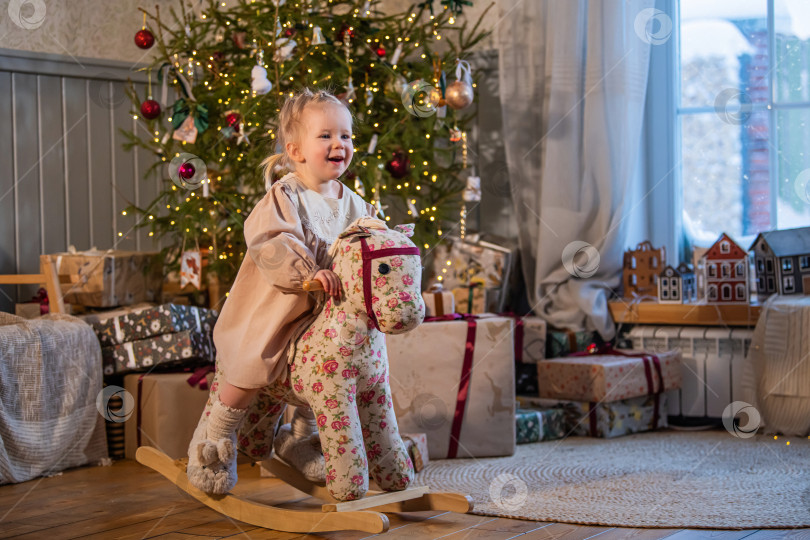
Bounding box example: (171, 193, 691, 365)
(645, 0, 802, 257)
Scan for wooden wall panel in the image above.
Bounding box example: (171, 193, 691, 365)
(0, 71, 15, 313)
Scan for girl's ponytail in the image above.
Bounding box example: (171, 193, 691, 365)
(261, 153, 285, 191)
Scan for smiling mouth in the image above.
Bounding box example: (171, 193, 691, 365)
(328, 157, 344, 163)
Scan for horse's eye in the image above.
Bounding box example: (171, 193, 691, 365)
(378, 263, 391, 275)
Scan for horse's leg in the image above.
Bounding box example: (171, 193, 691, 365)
(357, 385, 413, 492)
(309, 397, 369, 502)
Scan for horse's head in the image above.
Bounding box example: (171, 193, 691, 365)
(331, 218, 425, 334)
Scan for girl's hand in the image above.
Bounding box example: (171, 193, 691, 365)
(314, 269, 342, 297)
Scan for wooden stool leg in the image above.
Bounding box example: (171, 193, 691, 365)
(40, 255, 65, 314)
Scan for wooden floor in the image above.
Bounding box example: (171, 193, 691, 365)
(1, 460, 809, 539)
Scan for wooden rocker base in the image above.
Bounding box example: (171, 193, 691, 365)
(136, 446, 474, 534)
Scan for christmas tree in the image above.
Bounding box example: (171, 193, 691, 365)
(123, 0, 492, 287)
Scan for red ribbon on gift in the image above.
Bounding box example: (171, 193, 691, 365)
(424, 313, 477, 458)
(32, 287, 50, 315)
(187, 365, 215, 390)
(571, 345, 665, 436)
(499, 312, 525, 365)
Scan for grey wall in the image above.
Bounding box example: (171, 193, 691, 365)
(0, 48, 160, 312)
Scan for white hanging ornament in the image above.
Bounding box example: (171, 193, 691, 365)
(367, 133, 379, 154)
(311, 26, 326, 45)
(445, 59, 474, 110)
(407, 198, 418, 216)
(390, 42, 403, 66)
(463, 174, 481, 202)
(251, 65, 273, 95)
(354, 177, 366, 198)
(180, 249, 202, 289)
(273, 38, 297, 62)
(365, 86, 374, 106)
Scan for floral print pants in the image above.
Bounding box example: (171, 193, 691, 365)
(203, 310, 414, 502)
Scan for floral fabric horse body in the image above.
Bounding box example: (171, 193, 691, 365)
(203, 219, 425, 501)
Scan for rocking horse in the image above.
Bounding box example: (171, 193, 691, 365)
(136, 218, 473, 533)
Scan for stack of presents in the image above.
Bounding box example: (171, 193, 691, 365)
(394, 234, 684, 466)
(11, 249, 219, 461)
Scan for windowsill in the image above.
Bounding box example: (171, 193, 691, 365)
(609, 301, 761, 327)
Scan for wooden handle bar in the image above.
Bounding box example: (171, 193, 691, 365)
(303, 280, 324, 291)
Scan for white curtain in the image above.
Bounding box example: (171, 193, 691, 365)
(498, 0, 653, 339)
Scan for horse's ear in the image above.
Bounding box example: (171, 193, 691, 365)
(339, 217, 388, 239)
(394, 223, 415, 238)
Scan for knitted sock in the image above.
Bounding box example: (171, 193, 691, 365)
(187, 397, 247, 495)
(207, 397, 248, 441)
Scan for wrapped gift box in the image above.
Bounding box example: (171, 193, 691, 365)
(516, 407, 566, 444)
(102, 330, 215, 376)
(84, 303, 218, 348)
(387, 316, 515, 459)
(54, 249, 163, 307)
(401, 433, 430, 472)
(547, 328, 603, 358)
(519, 394, 669, 438)
(123, 371, 213, 459)
(537, 350, 681, 402)
(452, 285, 488, 314)
(422, 286, 455, 317)
(431, 237, 514, 312)
(513, 316, 547, 395)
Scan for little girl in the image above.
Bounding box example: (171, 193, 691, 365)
(188, 88, 376, 494)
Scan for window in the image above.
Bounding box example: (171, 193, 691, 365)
(662, 277, 669, 287)
(766, 259, 774, 274)
(721, 263, 730, 278)
(631, 256, 637, 270)
(651, 256, 659, 269)
(720, 241, 730, 254)
(757, 258, 765, 273)
(736, 284, 746, 300)
(782, 258, 793, 273)
(708, 285, 718, 300)
(801, 256, 810, 270)
(708, 264, 717, 277)
(784, 275, 796, 292)
(722, 284, 732, 300)
(654, 2, 810, 257)
(672, 288, 680, 300)
(662, 288, 669, 299)
(736, 262, 745, 278)
(631, 274, 637, 286)
(767, 276, 775, 291)
(758, 276, 765, 291)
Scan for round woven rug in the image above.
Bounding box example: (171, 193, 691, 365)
(412, 430, 810, 529)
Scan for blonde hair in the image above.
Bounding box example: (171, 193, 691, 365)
(261, 88, 349, 190)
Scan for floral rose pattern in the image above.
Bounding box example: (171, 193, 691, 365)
(204, 222, 423, 502)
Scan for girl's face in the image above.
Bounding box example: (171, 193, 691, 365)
(291, 103, 354, 185)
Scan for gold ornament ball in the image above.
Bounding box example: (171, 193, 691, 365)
(445, 80, 474, 109)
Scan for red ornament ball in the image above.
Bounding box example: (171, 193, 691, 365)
(134, 28, 155, 50)
(140, 99, 161, 120)
(385, 151, 410, 179)
(284, 28, 296, 38)
(376, 46, 386, 57)
(225, 112, 241, 132)
(178, 162, 196, 180)
(336, 24, 355, 42)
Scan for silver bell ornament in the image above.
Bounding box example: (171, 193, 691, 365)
(445, 59, 474, 110)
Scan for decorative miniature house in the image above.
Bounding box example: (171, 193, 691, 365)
(658, 263, 696, 304)
(700, 233, 748, 304)
(622, 241, 666, 298)
(749, 226, 810, 297)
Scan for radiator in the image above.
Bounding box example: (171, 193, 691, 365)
(628, 326, 753, 418)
